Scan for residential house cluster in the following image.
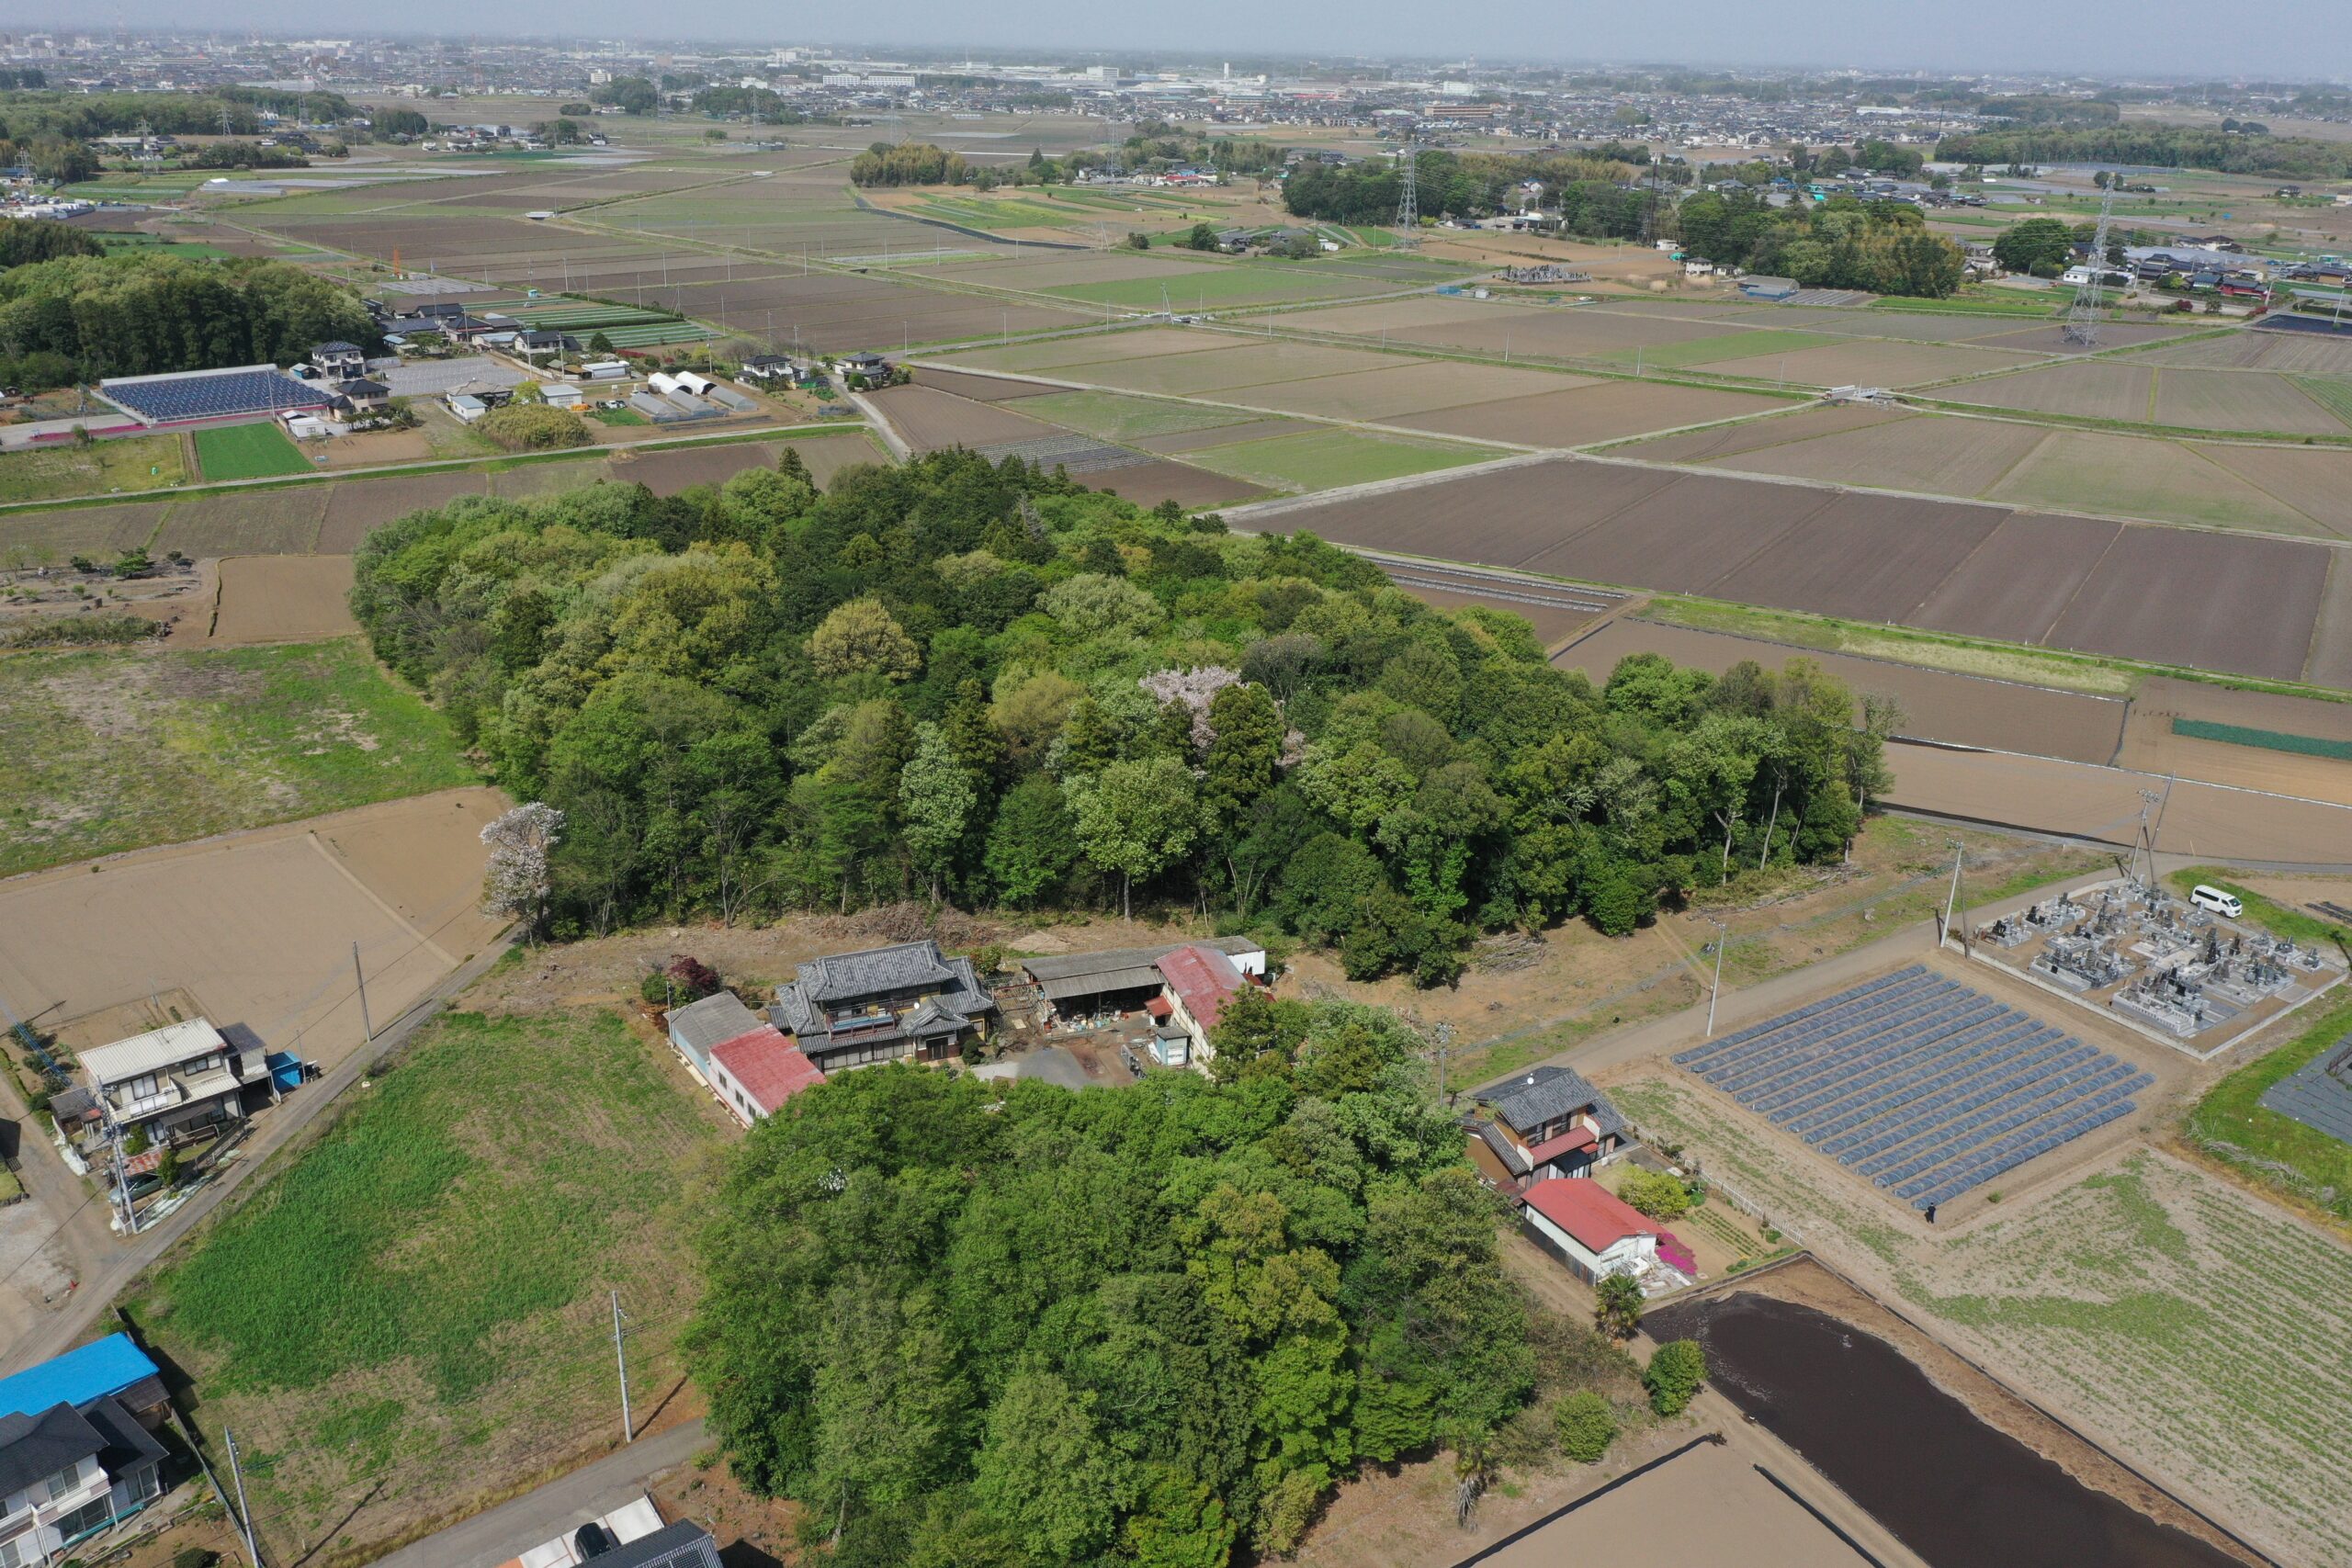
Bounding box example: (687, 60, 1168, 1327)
(0, 1336, 172, 1567)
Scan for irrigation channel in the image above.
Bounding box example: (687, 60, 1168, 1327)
(1645, 1292, 2249, 1568)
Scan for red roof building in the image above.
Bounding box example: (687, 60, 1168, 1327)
(1151, 944, 1249, 1070)
(707, 1026, 826, 1126)
(1520, 1179, 1659, 1283)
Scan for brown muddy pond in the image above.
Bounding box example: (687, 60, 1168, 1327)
(1646, 1292, 2252, 1568)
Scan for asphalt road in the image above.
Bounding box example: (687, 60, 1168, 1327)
(368, 1419, 707, 1568)
(0, 931, 514, 1378)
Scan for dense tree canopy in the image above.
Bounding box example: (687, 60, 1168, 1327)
(1939, 124, 2352, 181)
(0, 217, 102, 269)
(1673, 189, 1966, 297)
(688, 998, 1532, 1563)
(352, 447, 1883, 975)
(850, 142, 973, 186)
(0, 85, 354, 141)
(0, 251, 376, 378)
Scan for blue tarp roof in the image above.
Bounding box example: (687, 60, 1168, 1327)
(0, 1335, 158, 1419)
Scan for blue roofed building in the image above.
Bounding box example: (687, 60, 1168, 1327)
(0, 1337, 164, 1424)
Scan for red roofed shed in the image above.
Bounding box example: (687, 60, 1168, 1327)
(1520, 1179, 1659, 1283)
(708, 1026, 826, 1126)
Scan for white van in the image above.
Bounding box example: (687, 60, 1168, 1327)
(2189, 885, 2244, 919)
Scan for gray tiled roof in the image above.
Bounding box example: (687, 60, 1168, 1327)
(82, 1393, 164, 1478)
(600, 1522, 723, 1568)
(773, 941, 994, 1041)
(1021, 937, 1261, 1002)
(1475, 1065, 1628, 1141)
(0, 1403, 104, 1499)
(666, 992, 764, 1055)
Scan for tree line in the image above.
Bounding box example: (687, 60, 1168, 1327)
(1673, 188, 1966, 297)
(850, 142, 974, 186)
(351, 445, 1888, 982)
(689, 997, 1536, 1565)
(0, 86, 355, 141)
(1937, 124, 2352, 180)
(0, 251, 378, 383)
(0, 217, 102, 269)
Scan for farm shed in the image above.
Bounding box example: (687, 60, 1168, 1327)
(664, 991, 764, 1082)
(1019, 936, 1266, 1021)
(1519, 1178, 1659, 1286)
(707, 1028, 826, 1127)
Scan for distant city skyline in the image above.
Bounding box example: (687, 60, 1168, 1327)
(0, 2, 2347, 81)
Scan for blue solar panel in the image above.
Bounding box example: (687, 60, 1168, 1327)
(102, 367, 333, 424)
(1683, 969, 2148, 1204)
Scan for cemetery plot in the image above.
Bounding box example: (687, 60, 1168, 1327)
(1673, 964, 2154, 1210)
(1969, 879, 2345, 1056)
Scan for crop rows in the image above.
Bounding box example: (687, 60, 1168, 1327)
(1614, 1076, 2352, 1565)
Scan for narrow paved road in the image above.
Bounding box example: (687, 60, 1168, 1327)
(0, 933, 513, 1377)
(368, 1419, 707, 1568)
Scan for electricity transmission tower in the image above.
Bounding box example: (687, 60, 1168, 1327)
(2062, 183, 2120, 347)
(1394, 139, 1419, 249)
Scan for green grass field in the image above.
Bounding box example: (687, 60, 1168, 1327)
(2291, 375, 2352, 428)
(195, 421, 312, 480)
(1183, 428, 1490, 491)
(129, 1008, 724, 1563)
(0, 433, 186, 504)
(0, 640, 477, 875)
(2185, 998, 2352, 1223)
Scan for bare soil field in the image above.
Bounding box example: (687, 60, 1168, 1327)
(2142, 330, 2352, 375)
(2044, 525, 2328, 682)
(1071, 343, 1400, 399)
(0, 788, 508, 1076)
(1948, 360, 2155, 422)
(937, 325, 1228, 372)
(930, 252, 1206, 289)
(1557, 618, 2128, 762)
(153, 489, 330, 557)
(865, 383, 1061, 450)
(1706, 412, 2050, 498)
(1617, 400, 1900, 462)
(1080, 458, 1263, 510)
(1710, 492, 2008, 623)
(316, 428, 435, 469)
(1234, 361, 1579, 423)
(2115, 675, 2352, 807)
(1258, 457, 2350, 684)
(1882, 742, 2352, 862)
(2149, 368, 2347, 437)
(490, 457, 611, 499)
(1687, 337, 2044, 389)
(1406, 379, 1792, 446)
(1987, 431, 2324, 535)
(908, 367, 1055, 401)
(2308, 556, 2352, 691)
(1909, 512, 2124, 644)
(1972, 320, 2206, 355)
(621, 433, 881, 491)
(696, 272, 1089, 350)
(1527, 471, 1838, 591)
(1136, 416, 1315, 452)
(2191, 443, 2352, 536)
(0, 502, 165, 567)
(203, 555, 359, 645)
(1360, 301, 1743, 360)
(316, 470, 490, 551)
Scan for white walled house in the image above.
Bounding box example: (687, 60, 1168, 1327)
(1519, 1178, 1658, 1284)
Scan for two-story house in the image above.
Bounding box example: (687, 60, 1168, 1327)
(1465, 1066, 1630, 1190)
(77, 1020, 263, 1148)
(309, 340, 367, 378)
(770, 941, 996, 1074)
(0, 1337, 169, 1567)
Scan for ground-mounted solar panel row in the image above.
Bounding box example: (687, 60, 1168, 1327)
(100, 367, 331, 423)
(1673, 966, 2152, 1210)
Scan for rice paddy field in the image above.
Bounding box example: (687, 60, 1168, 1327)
(1611, 1076, 2352, 1568)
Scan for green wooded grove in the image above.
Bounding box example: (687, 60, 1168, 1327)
(1936, 124, 2352, 180)
(850, 142, 973, 186)
(351, 447, 1885, 980)
(688, 998, 1532, 1564)
(0, 251, 377, 380)
(1672, 189, 1967, 297)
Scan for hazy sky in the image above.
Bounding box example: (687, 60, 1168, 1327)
(17, 0, 2352, 79)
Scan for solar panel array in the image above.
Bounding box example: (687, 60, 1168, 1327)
(102, 368, 331, 424)
(1673, 966, 2152, 1211)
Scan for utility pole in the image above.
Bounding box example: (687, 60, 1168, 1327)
(612, 1291, 634, 1443)
(224, 1427, 263, 1567)
(1941, 841, 1966, 949)
(351, 942, 372, 1044)
(1705, 919, 1729, 1037)
(110, 1121, 138, 1235)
